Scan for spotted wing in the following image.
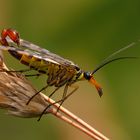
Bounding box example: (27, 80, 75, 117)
(1, 39, 80, 74)
(6, 38, 79, 69)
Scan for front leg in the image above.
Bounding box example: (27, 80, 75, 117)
(38, 84, 79, 121)
(57, 84, 79, 111)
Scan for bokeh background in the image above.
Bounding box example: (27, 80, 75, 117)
(0, 1, 140, 140)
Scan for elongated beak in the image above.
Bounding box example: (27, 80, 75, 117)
(89, 77, 103, 97)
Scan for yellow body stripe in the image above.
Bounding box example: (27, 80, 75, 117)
(20, 54, 31, 65)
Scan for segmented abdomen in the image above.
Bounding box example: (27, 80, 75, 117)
(8, 49, 79, 87)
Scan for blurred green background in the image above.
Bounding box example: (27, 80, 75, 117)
(0, 0, 140, 140)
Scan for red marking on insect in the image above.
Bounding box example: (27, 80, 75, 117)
(0, 28, 20, 46)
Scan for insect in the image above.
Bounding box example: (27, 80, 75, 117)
(0, 28, 137, 120)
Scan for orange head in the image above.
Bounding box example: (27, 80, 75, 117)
(84, 72, 103, 97)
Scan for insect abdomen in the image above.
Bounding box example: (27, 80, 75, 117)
(8, 49, 33, 66)
(8, 49, 48, 73)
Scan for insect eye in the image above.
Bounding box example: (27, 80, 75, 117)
(84, 72, 91, 80)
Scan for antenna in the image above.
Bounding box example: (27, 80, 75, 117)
(92, 42, 138, 74)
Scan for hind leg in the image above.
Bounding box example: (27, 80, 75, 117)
(38, 84, 79, 121)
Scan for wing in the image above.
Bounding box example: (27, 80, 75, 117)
(8, 39, 78, 67)
(2, 38, 80, 71)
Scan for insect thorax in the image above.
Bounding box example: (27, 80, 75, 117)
(46, 64, 84, 87)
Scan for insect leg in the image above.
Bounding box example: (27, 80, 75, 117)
(48, 87, 60, 98)
(26, 84, 49, 105)
(56, 84, 79, 112)
(0, 68, 32, 73)
(37, 84, 79, 121)
(24, 73, 41, 77)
